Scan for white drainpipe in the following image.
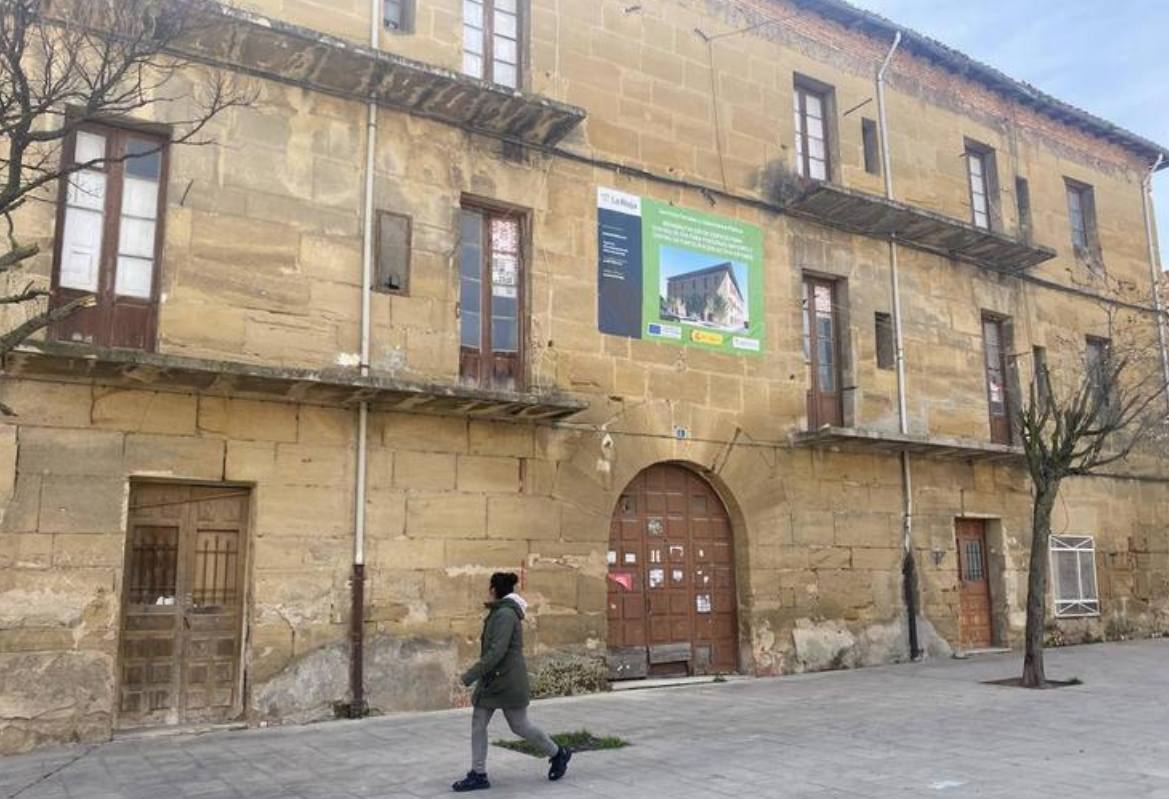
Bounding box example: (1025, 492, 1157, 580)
(1142, 155, 1169, 410)
(876, 32, 921, 659)
(348, 0, 380, 716)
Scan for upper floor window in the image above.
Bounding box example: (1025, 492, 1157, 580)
(384, 0, 415, 32)
(463, 0, 522, 89)
(51, 124, 167, 351)
(459, 202, 525, 390)
(981, 314, 1012, 445)
(802, 275, 843, 428)
(861, 118, 880, 176)
(964, 142, 999, 230)
(1065, 178, 1099, 263)
(1015, 176, 1032, 242)
(793, 79, 832, 181)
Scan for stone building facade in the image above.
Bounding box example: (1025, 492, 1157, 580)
(1, 0, 1168, 752)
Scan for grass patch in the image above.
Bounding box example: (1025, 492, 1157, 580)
(494, 729, 630, 758)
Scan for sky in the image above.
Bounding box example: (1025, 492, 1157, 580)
(846, 0, 1169, 270)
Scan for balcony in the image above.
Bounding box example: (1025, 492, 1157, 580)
(179, 5, 586, 148)
(778, 179, 1057, 274)
(791, 426, 1025, 464)
(6, 343, 586, 421)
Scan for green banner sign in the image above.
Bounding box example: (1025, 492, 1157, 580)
(598, 188, 765, 356)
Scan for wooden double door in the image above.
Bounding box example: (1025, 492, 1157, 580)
(606, 465, 738, 679)
(117, 484, 249, 729)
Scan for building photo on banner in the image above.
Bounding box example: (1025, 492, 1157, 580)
(597, 187, 765, 355)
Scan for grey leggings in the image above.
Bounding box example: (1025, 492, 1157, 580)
(472, 705, 558, 773)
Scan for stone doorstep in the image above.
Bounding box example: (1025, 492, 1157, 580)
(951, 647, 1012, 659)
(609, 674, 750, 692)
(113, 721, 248, 741)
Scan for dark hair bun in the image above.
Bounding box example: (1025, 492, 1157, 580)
(490, 571, 519, 597)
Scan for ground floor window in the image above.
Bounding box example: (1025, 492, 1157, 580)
(1050, 535, 1099, 618)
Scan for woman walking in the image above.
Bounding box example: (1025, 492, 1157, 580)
(452, 572, 571, 792)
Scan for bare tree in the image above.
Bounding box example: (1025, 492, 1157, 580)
(0, 0, 251, 392)
(1016, 294, 1169, 687)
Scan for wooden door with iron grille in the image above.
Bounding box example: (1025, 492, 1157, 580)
(606, 464, 738, 679)
(118, 484, 249, 729)
(955, 519, 993, 649)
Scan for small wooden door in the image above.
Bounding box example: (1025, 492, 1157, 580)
(982, 315, 1011, 444)
(118, 484, 249, 729)
(955, 519, 993, 649)
(606, 465, 738, 679)
(805, 276, 843, 428)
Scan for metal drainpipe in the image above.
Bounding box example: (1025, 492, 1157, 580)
(876, 31, 921, 660)
(1142, 155, 1169, 411)
(348, 0, 379, 718)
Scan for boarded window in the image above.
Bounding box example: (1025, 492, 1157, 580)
(384, 0, 415, 31)
(463, 0, 522, 89)
(1050, 536, 1099, 617)
(874, 312, 894, 370)
(458, 203, 525, 390)
(51, 124, 167, 350)
(794, 79, 832, 181)
(862, 118, 880, 176)
(374, 211, 411, 294)
(1015, 176, 1031, 240)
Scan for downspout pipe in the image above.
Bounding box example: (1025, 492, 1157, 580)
(877, 31, 921, 661)
(348, 0, 379, 719)
(1142, 155, 1169, 411)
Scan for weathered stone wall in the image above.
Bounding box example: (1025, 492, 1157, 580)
(1, 0, 1168, 755)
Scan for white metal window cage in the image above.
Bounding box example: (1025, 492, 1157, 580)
(1050, 535, 1100, 618)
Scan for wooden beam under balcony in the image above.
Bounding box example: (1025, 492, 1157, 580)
(176, 4, 586, 148)
(5, 342, 587, 422)
(791, 426, 1025, 464)
(779, 179, 1057, 273)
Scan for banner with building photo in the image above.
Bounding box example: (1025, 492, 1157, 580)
(597, 187, 764, 356)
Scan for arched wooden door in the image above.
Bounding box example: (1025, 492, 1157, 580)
(606, 464, 738, 679)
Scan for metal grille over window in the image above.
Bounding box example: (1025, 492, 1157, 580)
(1050, 535, 1100, 617)
(128, 526, 178, 605)
(962, 540, 985, 582)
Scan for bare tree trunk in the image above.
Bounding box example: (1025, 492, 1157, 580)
(1021, 480, 1059, 688)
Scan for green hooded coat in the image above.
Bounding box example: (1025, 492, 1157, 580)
(460, 596, 531, 710)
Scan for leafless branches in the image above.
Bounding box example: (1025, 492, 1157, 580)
(0, 0, 253, 381)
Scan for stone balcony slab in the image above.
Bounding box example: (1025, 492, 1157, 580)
(791, 425, 1025, 464)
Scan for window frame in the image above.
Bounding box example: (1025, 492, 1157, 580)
(874, 311, 894, 371)
(49, 121, 169, 351)
(1065, 177, 1100, 265)
(1050, 535, 1100, 618)
(373, 210, 412, 296)
(793, 77, 833, 182)
(964, 141, 997, 230)
(802, 274, 844, 428)
(861, 117, 880, 176)
(981, 313, 1013, 445)
(462, 0, 525, 89)
(458, 198, 527, 390)
(1085, 335, 1114, 413)
(1014, 176, 1032, 242)
(384, 0, 415, 32)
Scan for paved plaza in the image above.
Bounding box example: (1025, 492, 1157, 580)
(3, 639, 1168, 799)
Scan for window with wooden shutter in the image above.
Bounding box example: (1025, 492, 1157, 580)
(458, 203, 524, 390)
(374, 211, 411, 295)
(51, 124, 167, 351)
(982, 314, 1012, 444)
(803, 275, 843, 428)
